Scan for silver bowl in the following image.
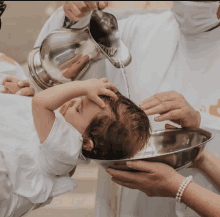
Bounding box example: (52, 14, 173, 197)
(91, 128, 214, 171)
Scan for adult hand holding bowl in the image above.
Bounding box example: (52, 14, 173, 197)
(107, 160, 185, 198)
(106, 148, 220, 217)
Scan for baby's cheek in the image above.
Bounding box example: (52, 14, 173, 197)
(67, 115, 84, 134)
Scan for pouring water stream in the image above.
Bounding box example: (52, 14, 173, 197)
(116, 58, 156, 157)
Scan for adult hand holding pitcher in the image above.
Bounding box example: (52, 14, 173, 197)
(28, 1, 132, 90)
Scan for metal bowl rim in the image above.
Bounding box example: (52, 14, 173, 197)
(28, 47, 48, 90)
(89, 128, 214, 162)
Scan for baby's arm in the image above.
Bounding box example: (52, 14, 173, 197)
(32, 78, 118, 143)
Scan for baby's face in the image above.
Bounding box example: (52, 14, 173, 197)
(59, 96, 110, 134)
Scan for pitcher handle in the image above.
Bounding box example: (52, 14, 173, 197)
(65, 20, 78, 29)
(94, 1, 99, 10)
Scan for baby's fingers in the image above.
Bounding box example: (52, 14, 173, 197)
(105, 82, 118, 93)
(101, 89, 118, 101)
(100, 77, 109, 83)
(97, 1, 109, 10)
(89, 95, 105, 108)
(2, 76, 19, 85)
(4, 82, 20, 94)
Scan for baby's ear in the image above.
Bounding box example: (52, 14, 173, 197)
(82, 139, 94, 151)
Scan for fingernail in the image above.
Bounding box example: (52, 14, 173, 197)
(154, 117, 159, 121)
(17, 81, 22, 86)
(16, 91, 22, 95)
(126, 161, 132, 167)
(106, 169, 110, 173)
(139, 102, 143, 106)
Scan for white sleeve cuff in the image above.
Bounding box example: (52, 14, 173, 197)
(41, 112, 82, 164)
(199, 111, 220, 131)
(40, 112, 83, 176)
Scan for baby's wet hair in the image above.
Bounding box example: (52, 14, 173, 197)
(82, 92, 151, 160)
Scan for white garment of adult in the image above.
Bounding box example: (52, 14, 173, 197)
(34, 6, 220, 217)
(0, 92, 89, 217)
(172, 1, 220, 35)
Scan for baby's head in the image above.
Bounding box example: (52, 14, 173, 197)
(60, 92, 151, 160)
(81, 92, 151, 160)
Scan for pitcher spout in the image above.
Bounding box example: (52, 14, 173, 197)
(89, 9, 132, 68)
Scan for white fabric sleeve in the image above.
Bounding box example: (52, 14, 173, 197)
(199, 111, 220, 131)
(34, 7, 65, 48)
(0, 155, 15, 217)
(40, 112, 84, 176)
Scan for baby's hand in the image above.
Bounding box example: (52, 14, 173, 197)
(2, 76, 35, 96)
(82, 78, 118, 108)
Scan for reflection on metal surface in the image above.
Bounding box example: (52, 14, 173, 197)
(98, 43, 117, 56)
(92, 128, 214, 171)
(28, 9, 132, 90)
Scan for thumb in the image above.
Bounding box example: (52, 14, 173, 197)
(98, 1, 108, 10)
(17, 80, 30, 88)
(100, 77, 109, 83)
(4, 82, 19, 93)
(165, 124, 179, 130)
(126, 160, 156, 173)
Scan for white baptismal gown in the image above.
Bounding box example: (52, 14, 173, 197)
(0, 92, 87, 217)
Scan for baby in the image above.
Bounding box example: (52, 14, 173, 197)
(0, 77, 150, 216)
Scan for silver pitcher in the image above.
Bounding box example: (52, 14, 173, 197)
(28, 9, 132, 90)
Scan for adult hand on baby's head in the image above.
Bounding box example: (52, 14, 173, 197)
(63, 1, 108, 22)
(139, 91, 201, 128)
(107, 160, 185, 198)
(2, 76, 35, 97)
(82, 78, 118, 108)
